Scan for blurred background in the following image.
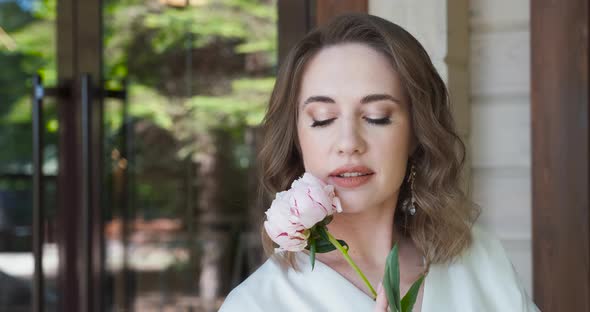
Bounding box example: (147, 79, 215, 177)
(0, 0, 587, 311)
(1, 0, 275, 311)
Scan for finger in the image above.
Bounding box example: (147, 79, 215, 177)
(374, 282, 388, 312)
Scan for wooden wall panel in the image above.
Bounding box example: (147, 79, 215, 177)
(470, 0, 529, 31)
(468, 0, 534, 294)
(471, 103, 531, 168)
(471, 31, 530, 97)
(531, 0, 590, 310)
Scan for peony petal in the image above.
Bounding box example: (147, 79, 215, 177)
(291, 188, 327, 228)
(264, 172, 341, 253)
(292, 172, 326, 189)
(333, 196, 343, 213)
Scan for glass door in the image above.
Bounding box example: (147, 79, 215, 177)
(0, 2, 59, 311)
(0, 0, 277, 312)
(1, 0, 277, 311)
(101, 1, 277, 310)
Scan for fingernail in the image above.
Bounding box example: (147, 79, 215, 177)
(377, 281, 383, 294)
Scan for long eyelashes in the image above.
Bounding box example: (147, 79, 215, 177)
(365, 117, 392, 125)
(310, 117, 392, 128)
(310, 118, 336, 127)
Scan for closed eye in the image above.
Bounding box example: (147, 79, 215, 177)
(364, 117, 392, 125)
(310, 117, 392, 128)
(310, 118, 336, 128)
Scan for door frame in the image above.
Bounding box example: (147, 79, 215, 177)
(51, 0, 103, 311)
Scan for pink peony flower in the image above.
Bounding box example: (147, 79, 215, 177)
(263, 174, 380, 300)
(289, 173, 342, 228)
(264, 173, 342, 252)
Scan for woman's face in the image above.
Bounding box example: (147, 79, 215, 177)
(296, 43, 413, 214)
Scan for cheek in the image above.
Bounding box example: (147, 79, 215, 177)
(296, 123, 326, 170)
(373, 127, 411, 178)
(372, 120, 411, 150)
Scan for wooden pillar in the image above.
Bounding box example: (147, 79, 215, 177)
(277, 0, 368, 65)
(277, 0, 315, 64)
(56, 0, 103, 310)
(56, 0, 79, 310)
(315, 0, 367, 26)
(531, 0, 590, 310)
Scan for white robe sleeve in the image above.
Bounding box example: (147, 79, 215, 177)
(423, 225, 541, 312)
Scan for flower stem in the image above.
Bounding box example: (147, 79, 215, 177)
(325, 230, 377, 299)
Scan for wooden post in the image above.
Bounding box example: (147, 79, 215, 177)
(278, 0, 368, 65)
(531, 0, 590, 310)
(315, 0, 367, 26)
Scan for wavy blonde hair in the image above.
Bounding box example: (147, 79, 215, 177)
(256, 13, 480, 269)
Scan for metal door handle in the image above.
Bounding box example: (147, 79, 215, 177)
(32, 74, 45, 312)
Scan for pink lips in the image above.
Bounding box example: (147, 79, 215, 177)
(328, 165, 375, 188)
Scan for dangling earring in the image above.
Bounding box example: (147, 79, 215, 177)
(402, 163, 417, 216)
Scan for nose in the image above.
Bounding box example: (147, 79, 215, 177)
(336, 120, 367, 156)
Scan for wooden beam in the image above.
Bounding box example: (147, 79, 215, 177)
(278, 0, 368, 65)
(277, 0, 315, 65)
(446, 0, 470, 193)
(315, 0, 367, 26)
(531, 0, 590, 310)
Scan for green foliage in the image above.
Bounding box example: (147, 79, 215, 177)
(306, 219, 350, 270)
(384, 244, 402, 312)
(383, 244, 426, 312)
(2, 0, 276, 152)
(31, 0, 57, 21)
(1, 0, 277, 223)
(99, 0, 277, 170)
(0, 3, 35, 31)
(127, 84, 174, 129)
(0, 2, 57, 102)
(102, 0, 277, 86)
(187, 77, 273, 126)
(400, 275, 425, 312)
(8, 20, 57, 85)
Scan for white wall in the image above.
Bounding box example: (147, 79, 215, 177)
(469, 0, 532, 294)
(368, 0, 448, 80)
(370, 0, 533, 295)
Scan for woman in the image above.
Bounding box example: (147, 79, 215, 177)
(219, 13, 540, 312)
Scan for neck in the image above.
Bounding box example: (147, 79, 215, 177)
(324, 201, 398, 267)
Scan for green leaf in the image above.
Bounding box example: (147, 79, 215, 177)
(320, 215, 334, 226)
(340, 240, 349, 251)
(314, 238, 349, 253)
(400, 275, 425, 312)
(314, 238, 336, 253)
(316, 226, 349, 251)
(383, 244, 401, 312)
(312, 227, 335, 253)
(309, 236, 316, 270)
(317, 225, 330, 241)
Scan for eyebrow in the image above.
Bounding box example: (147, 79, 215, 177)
(302, 93, 401, 108)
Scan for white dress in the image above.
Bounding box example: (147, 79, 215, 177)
(218, 225, 541, 311)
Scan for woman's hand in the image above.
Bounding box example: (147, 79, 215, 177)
(373, 282, 390, 312)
